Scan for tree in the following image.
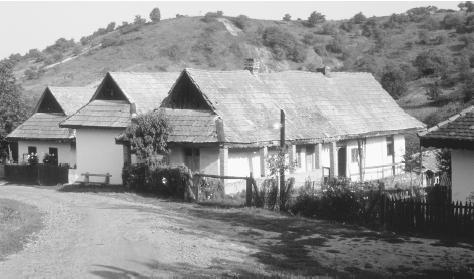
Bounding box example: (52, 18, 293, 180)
(0, 60, 28, 160)
(283, 13, 291, 21)
(352, 12, 367, 24)
(105, 22, 116, 32)
(459, 1, 474, 12)
(413, 50, 448, 76)
(381, 65, 407, 99)
(307, 11, 325, 27)
(442, 13, 464, 30)
(134, 15, 146, 25)
(233, 15, 249, 30)
(150, 7, 161, 23)
(124, 110, 171, 167)
(425, 82, 442, 101)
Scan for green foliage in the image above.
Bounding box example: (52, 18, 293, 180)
(105, 22, 116, 32)
(442, 13, 465, 30)
(149, 7, 161, 23)
(413, 49, 449, 76)
(458, 1, 474, 12)
(307, 11, 325, 27)
(122, 164, 191, 198)
(124, 110, 171, 167)
(233, 15, 249, 30)
(463, 74, 474, 101)
(119, 22, 141, 34)
(435, 149, 451, 178)
(407, 6, 437, 22)
(283, 13, 291, 21)
(134, 15, 146, 25)
(352, 12, 367, 24)
(384, 13, 410, 28)
(325, 35, 345, 54)
(262, 27, 306, 62)
(320, 22, 338, 35)
(101, 35, 124, 48)
(381, 65, 407, 99)
(202, 11, 221, 23)
(24, 66, 44, 80)
(425, 82, 442, 101)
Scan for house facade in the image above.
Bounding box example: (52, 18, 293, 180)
(7, 86, 94, 166)
(159, 67, 424, 192)
(420, 106, 474, 202)
(60, 72, 180, 184)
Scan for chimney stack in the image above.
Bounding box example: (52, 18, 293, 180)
(130, 103, 138, 124)
(316, 66, 331, 77)
(244, 58, 260, 74)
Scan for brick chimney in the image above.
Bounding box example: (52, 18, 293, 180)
(244, 58, 260, 74)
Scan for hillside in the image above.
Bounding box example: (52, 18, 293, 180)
(6, 7, 474, 130)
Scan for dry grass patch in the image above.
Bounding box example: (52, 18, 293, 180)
(0, 199, 43, 260)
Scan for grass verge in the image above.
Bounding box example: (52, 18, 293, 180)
(0, 199, 43, 260)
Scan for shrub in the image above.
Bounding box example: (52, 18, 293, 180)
(24, 66, 43, 80)
(122, 164, 191, 198)
(119, 23, 141, 34)
(202, 12, 220, 23)
(339, 21, 355, 32)
(101, 35, 124, 48)
(149, 7, 161, 23)
(352, 12, 367, 24)
(325, 36, 344, 53)
(463, 76, 474, 102)
(307, 11, 325, 27)
(320, 22, 338, 35)
(413, 49, 448, 76)
(262, 26, 307, 62)
(425, 82, 442, 101)
(442, 13, 464, 30)
(381, 65, 407, 99)
(384, 13, 410, 28)
(233, 15, 249, 30)
(134, 15, 146, 25)
(105, 22, 116, 32)
(421, 17, 441, 30)
(458, 1, 474, 12)
(407, 6, 437, 22)
(418, 30, 430, 44)
(283, 13, 291, 21)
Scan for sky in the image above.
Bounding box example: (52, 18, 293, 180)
(0, 1, 461, 59)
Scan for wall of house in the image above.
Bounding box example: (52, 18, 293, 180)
(75, 128, 124, 184)
(345, 135, 405, 181)
(451, 149, 474, 202)
(17, 140, 76, 166)
(228, 148, 261, 178)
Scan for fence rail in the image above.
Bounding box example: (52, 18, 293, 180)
(382, 196, 474, 238)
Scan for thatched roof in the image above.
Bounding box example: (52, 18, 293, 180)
(7, 113, 73, 141)
(92, 72, 180, 113)
(420, 106, 474, 150)
(35, 86, 95, 116)
(165, 68, 424, 144)
(60, 100, 131, 129)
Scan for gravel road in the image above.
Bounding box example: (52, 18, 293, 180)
(0, 185, 261, 278)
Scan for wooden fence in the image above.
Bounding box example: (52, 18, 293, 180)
(382, 196, 474, 238)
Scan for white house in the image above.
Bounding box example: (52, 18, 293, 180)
(61, 65, 424, 189)
(420, 106, 474, 202)
(60, 72, 180, 184)
(7, 86, 94, 166)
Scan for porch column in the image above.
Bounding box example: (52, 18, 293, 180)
(329, 141, 338, 178)
(123, 144, 131, 166)
(314, 143, 322, 169)
(219, 145, 228, 177)
(259, 146, 268, 177)
(288, 144, 296, 174)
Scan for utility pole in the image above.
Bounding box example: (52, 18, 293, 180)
(280, 109, 286, 209)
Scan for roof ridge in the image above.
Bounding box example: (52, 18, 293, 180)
(419, 105, 474, 136)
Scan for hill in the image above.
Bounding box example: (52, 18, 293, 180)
(5, 6, 474, 132)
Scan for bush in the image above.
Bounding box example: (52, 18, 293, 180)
(134, 15, 146, 25)
(407, 6, 437, 22)
(320, 22, 338, 35)
(119, 23, 141, 34)
(149, 7, 161, 23)
(307, 11, 325, 27)
(352, 12, 367, 24)
(202, 11, 221, 23)
(413, 49, 448, 76)
(101, 35, 124, 48)
(381, 65, 407, 99)
(262, 26, 307, 62)
(233, 15, 249, 30)
(24, 66, 43, 80)
(122, 164, 191, 198)
(442, 13, 464, 30)
(283, 13, 291, 21)
(325, 37, 344, 54)
(425, 83, 442, 101)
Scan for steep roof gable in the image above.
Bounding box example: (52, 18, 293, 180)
(34, 86, 96, 116)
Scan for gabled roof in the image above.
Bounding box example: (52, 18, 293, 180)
(60, 100, 131, 129)
(35, 86, 95, 116)
(420, 106, 474, 150)
(7, 113, 73, 141)
(163, 108, 218, 143)
(93, 72, 180, 113)
(166, 68, 424, 144)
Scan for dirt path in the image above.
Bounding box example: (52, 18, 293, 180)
(0, 185, 473, 278)
(0, 185, 262, 278)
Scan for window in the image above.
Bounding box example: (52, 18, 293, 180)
(306, 145, 315, 170)
(296, 146, 303, 168)
(48, 147, 58, 165)
(27, 146, 37, 154)
(184, 148, 200, 171)
(386, 136, 394, 156)
(351, 148, 359, 163)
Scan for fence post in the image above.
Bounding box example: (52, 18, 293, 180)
(246, 172, 253, 206)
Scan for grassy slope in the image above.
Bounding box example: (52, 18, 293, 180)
(11, 12, 474, 126)
(0, 198, 43, 260)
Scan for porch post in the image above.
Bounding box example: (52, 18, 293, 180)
(123, 144, 131, 166)
(329, 141, 338, 178)
(259, 146, 268, 177)
(314, 143, 322, 169)
(288, 144, 296, 174)
(219, 145, 228, 177)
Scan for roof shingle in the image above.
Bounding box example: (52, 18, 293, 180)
(7, 113, 72, 140)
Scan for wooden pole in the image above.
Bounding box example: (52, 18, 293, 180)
(280, 109, 285, 209)
(419, 145, 423, 187)
(246, 172, 253, 206)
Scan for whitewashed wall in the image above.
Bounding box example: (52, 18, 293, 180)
(75, 128, 124, 184)
(345, 135, 405, 181)
(228, 148, 261, 177)
(451, 149, 474, 202)
(18, 140, 76, 166)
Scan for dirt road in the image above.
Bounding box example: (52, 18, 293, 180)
(1, 185, 473, 278)
(0, 185, 262, 278)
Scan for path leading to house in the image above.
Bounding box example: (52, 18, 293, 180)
(0, 185, 473, 278)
